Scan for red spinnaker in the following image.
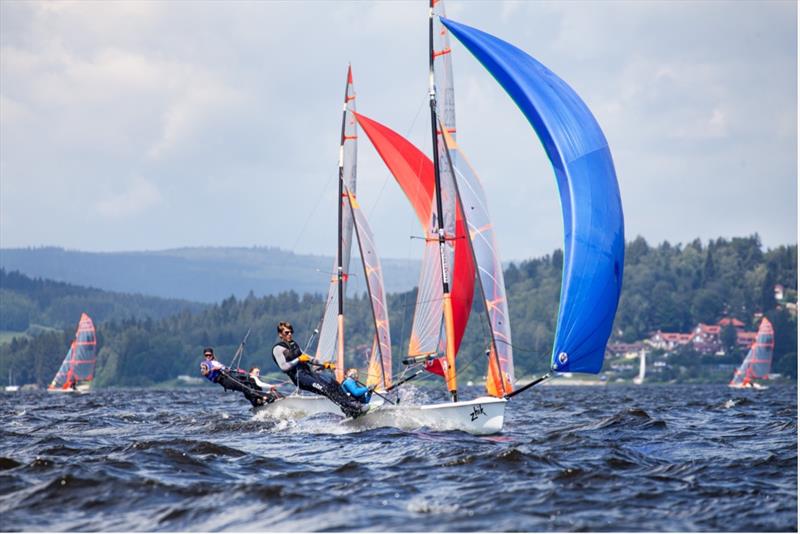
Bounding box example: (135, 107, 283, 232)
(354, 112, 475, 376)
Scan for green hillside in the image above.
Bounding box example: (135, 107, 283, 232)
(0, 235, 795, 388)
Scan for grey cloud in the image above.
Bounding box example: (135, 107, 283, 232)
(0, 0, 795, 261)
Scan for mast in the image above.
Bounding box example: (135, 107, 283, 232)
(334, 66, 354, 382)
(429, 0, 457, 402)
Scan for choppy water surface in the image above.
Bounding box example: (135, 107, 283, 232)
(1, 384, 796, 532)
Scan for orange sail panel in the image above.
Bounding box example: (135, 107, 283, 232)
(354, 112, 475, 378)
(316, 66, 358, 369)
(48, 313, 97, 390)
(344, 186, 393, 389)
(441, 127, 515, 396)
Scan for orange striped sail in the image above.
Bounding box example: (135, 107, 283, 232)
(344, 186, 392, 389)
(48, 313, 97, 391)
(730, 318, 775, 387)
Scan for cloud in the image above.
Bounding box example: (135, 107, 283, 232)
(0, 0, 796, 256)
(95, 176, 164, 219)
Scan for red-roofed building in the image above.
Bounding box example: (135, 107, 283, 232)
(607, 342, 644, 359)
(645, 317, 760, 356)
(736, 331, 758, 348)
(718, 317, 745, 328)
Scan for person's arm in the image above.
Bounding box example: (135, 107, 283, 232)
(252, 375, 270, 389)
(273, 345, 299, 372)
(342, 378, 369, 398)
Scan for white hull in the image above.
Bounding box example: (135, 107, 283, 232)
(4, 385, 19, 393)
(346, 396, 507, 435)
(542, 379, 606, 387)
(254, 394, 340, 419)
(48, 384, 91, 394)
(729, 382, 768, 390)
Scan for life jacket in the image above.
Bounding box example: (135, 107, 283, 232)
(201, 361, 223, 383)
(272, 340, 305, 380)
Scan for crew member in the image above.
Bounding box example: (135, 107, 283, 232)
(271, 321, 365, 417)
(341, 368, 373, 404)
(200, 347, 276, 407)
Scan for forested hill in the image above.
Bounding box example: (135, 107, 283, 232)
(0, 235, 795, 387)
(0, 269, 206, 331)
(0, 246, 419, 302)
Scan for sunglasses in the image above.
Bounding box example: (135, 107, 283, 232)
(281, 330, 293, 335)
(204, 353, 213, 357)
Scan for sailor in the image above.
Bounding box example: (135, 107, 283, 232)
(249, 367, 279, 395)
(271, 321, 364, 417)
(201, 347, 225, 380)
(341, 368, 373, 404)
(199, 347, 276, 407)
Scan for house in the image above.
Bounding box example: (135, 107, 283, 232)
(736, 331, 758, 348)
(718, 317, 746, 329)
(606, 342, 644, 359)
(774, 284, 785, 301)
(690, 323, 722, 354)
(646, 331, 693, 351)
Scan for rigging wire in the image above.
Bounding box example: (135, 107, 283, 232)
(365, 91, 429, 221)
(276, 168, 337, 274)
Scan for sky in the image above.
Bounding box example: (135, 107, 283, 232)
(1, 0, 797, 263)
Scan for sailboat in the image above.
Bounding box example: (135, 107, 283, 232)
(48, 313, 97, 394)
(633, 349, 646, 385)
(257, 67, 393, 419)
(729, 318, 774, 389)
(349, 1, 624, 434)
(5, 368, 19, 393)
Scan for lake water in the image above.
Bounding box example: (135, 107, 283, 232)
(1, 384, 796, 531)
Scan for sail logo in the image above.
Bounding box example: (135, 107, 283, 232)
(470, 404, 486, 421)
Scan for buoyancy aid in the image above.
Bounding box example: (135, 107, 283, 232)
(272, 340, 305, 380)
(200, 360, 223, 382)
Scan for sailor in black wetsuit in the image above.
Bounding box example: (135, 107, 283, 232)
(200, 347, 277, 407)
(271, 321, 365, 418)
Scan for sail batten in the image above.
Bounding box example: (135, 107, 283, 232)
(442, 17, 625, 375)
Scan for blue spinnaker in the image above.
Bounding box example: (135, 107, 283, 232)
(441, 17, 624, 374)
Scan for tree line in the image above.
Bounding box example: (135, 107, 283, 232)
(0, 235, 795, 387)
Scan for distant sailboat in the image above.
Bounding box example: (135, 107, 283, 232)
(633, 349, 646, 385)
(48, 313, 97, 393)
(729, 318, 774, 389)
(5, 368, 19, 393)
